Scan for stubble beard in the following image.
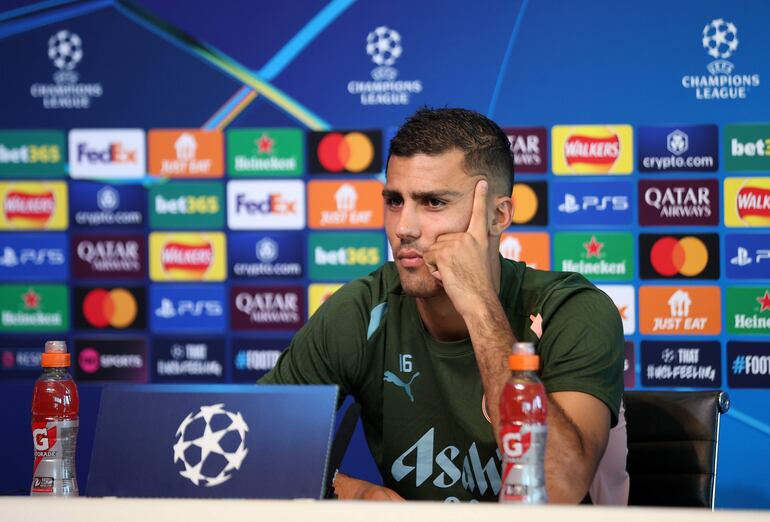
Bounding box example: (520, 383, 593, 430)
(396, 265, 444, 298)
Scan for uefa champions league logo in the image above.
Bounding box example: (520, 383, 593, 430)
(48, 30, 83, 84)
(173, 403, 249, 487)
(702, 18, 738, 75)
(366, 26, 402, 81)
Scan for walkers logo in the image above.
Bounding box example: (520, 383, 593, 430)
(227, 180, 305, 230)
(638, 179, 719, 226)
(499, 232, 550, 270)
(724, 125, 770, 172)
(308, 284, 343, 317)
(551, 181, 632, 226)
(148, 130, 223, 178)
(0, 285, 68, 332)
(641, 341, 721, 388)
(74, 338, 147, 382)
(596, 285, 635, 335)
(624, 342, 635, 388)
(30, 30, 104, 109)
(0, 131, 65, 176)
(308, 131, 382, 174)
(73, 286, 145, 330)
(0, 233, 68, 280)
(149, 182, 224, 229)
(510, 181, 547, 226)
(347, 26, 423, 106)
(152, 338, 225, 382)
(504, 127, 547, 173)
(728, 342, 770, 388)
(637, 125, 718, 172)
(150, 284, 227, 333)
(0, 182, 67, 230)
(681, 19, 761, 100)
(149, 232, 226, 282)
(226, 129, 303, 177)
(639, 286, 721, 335)
(71, 234, 146, 279)
(553, 232, 633, 281)
(231, 286, 304, 330)
(726, 234, 770, 279)
(309, 232, 383, 279)
(68, 129, 145, 178)
(308, 180, 383, 229)
(70, 182, 145, 228)
(726, 287, 770, 334)
(724, 177, 770, 227)
(231, 337, 288, 381)
(639, 234, 719, 280)
(552, 125, 633, 175)
(229, 232, 303, 279)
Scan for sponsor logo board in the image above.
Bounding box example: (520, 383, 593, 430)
(499, 232, 550, 270)
(0, 337, 47, 378)
(726, 287, 770, 334)
(70, 182, 145, 228)
(308, 232, 383, 279)
(148, 129, 223, 178)
(73, 286, 146, 330)
(227, 180, 305, 230)
(149, 232, 226, 282)
(504, 127, 547, 173)
(230, 286, 304, 330)
(624, 341, 635, 389)
(227, 128, 303, 176)
(149, 182, 224, 229)
(0, 130, 65, 176)
(724, 124, 770, 172)
(308, 180, 383, 229)
(641, 341, 721, 388)
(639, 286, 721, 335)
(551, 181, 632, 226)
(231, 337, 288, 382)
(638, 234, 719, 280)
(638, 179, 719, 226)
(728, 342, 770, 388)
(0, 181, 68, 230)
(71, 233, 146, 279)
(308, 131, 382, 174)
(308, 283, 343, 317)
(510, 181, 547, 226)
(229, 232, 303, 279)
(0, 284, 68, 332)
(637, 125, 718, 172)
(149, 284, 227, 333)
(68, 129, 145, 178)
(552, 125, 633, 175)
(553, 232, 633, 281)
(724, 177, 770, 227)
(0, 233, 68, 280)
(726, 234, 770, 279)
(152, 337, 225, 382)
(596, 285, 635, 335)
(74, 338, 147, 382)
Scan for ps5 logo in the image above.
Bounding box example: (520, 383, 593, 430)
(557, 193, 629, 214)
(730, 247, 770, 266)
(0, 246, 65, 267)
(155, 298, 224, 318)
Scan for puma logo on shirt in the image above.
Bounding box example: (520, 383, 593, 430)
(383, 371, 420, 402)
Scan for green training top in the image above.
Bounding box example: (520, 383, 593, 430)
(260, 257, 624, 502)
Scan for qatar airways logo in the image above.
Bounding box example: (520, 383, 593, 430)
(231, 286, 303, 330)
(72, 236, 145, 278)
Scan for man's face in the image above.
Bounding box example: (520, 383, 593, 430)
(384, 149, 482, 298)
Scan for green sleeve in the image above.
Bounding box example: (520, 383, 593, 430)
(258, 278, 372, 398)
(537, 287, 625, 427)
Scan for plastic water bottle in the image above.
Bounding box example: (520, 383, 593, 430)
(499, 342, 547, 503)
(31, 340, 79, 496)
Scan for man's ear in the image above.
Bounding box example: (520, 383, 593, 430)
(490, 195, 513, 235)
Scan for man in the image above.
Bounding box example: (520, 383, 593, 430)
(261, 108, 627, 503)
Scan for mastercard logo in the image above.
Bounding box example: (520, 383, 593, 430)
(650, 236, 709, 277)
(511, 182, 545, 225)
(82, 288, 137, 328)
(310, 131, 381, 174)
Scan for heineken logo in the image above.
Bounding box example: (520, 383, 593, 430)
(227, 129, 303, 176)
(554, 232, 632, 280)
(727, 287, 770, 334)
(0, 285, 68, 332)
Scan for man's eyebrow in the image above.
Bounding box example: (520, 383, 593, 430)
(382, 188, 463, 199)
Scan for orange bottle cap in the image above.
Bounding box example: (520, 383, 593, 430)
(41, 352, 70, 367)
(508, 353, 540, 371)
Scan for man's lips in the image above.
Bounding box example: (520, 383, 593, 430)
(397, 249, 424, 268)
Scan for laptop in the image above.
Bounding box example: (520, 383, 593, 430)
(86, 384, 338, 499)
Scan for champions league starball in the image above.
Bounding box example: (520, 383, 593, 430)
(173, 403, 249, 487)
(366, 26, 402, 67)
(702, 18, 738, 60)
(47, 30, 83, 71)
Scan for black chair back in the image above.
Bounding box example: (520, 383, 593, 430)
(624, 390, 730, 508)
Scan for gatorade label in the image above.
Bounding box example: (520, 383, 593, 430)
(31, 420, 78, 494)
(500, 423, 547, 502)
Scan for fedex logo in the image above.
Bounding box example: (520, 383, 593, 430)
(76, 143, 136, 164)
(68, 129, 145, 178)
(551, 181, 632, 226)
(235, 193, 296, 215)
(227, 180, 304, 230)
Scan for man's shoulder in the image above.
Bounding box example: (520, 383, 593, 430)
(322, 262, 401, 314)
(503, 258, 603, 311)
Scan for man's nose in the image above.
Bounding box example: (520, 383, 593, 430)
(396, 204, 420, 240)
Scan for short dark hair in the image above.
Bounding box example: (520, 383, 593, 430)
(388, 107, 514, 195)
